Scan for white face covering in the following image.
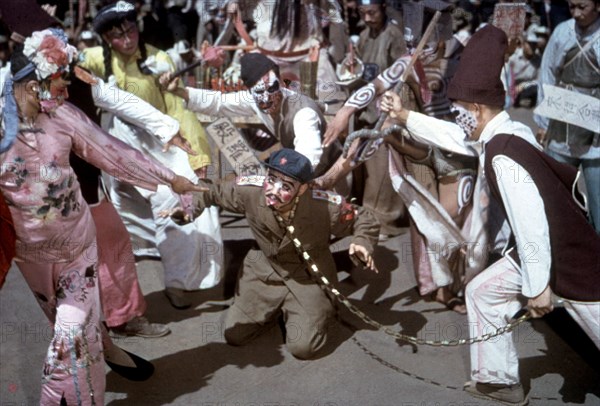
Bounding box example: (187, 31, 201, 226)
(250, 71, 282, 114)
(451, 103, 478, 139)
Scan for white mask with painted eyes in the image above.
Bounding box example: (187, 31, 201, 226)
(250, 71, 281, 113)
(451, 103, 478, 139)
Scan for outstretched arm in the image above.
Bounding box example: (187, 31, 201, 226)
(159, 73, 189, 101)
(64, 102, 202, 194)
(322, 55, 412, 148)
(380, 91, 477, 157)
(311, 139, 360, 190)
(76, 68, 196, 155)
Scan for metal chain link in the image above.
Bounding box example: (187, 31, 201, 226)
(277, 221, 531, 347)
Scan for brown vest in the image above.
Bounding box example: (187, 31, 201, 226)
(278, 94, 342, 178)
(484, 134, 600, 302)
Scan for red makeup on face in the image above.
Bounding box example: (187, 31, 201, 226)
(105, 21, 139, 57)
(50, 76, 70, 103)
(263, 171, 301, 211)
(40, 74, 70, 114)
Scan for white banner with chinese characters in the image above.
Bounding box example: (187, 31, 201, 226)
(534, 84, 600, 133)
(205, 117, 265, 176)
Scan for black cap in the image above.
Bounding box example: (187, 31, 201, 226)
(240, 53, 278, 88)
(93, 1, 137, 35)
(263, 149, 313, 183)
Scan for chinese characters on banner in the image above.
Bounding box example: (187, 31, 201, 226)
(205, 117, 265, 177)
(534, 84, 600, 133)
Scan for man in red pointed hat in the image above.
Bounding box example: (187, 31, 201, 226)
(380, 24, 600, 405)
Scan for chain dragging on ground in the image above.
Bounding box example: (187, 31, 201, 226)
(276, 216, 532, 347)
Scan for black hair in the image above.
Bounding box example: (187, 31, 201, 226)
(271, 0, 303, 40)
(9, 45, 37, 83)
(98, 13, 151, 79)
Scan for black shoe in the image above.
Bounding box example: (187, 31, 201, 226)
(164, 287, 192, 309)
(105, 350, 155, 381)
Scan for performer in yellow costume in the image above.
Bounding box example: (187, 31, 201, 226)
(79, 1, 223, 308)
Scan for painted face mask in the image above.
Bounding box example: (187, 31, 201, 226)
(39, 88, 59, 114)
(39, 74, 70, 114)
(263, 171, 301, 211)
(251, 71, 282, 115)
(451, 103, 478, 139)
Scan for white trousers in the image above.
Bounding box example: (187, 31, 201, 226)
(466, 256, 600, 385)
(103, 116, 224, 290)
(109, 180, 223, 290)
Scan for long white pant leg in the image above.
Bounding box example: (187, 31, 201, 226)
(147, 185, 201, 289)
(563, 300, 600, 350)
(147, 186, 223, 290)
(105, 176, 160, 257)
(465, 257, 524, 385)
(191, 205, 224, 289)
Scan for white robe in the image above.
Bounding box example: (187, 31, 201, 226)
(94, 79, 223, 290)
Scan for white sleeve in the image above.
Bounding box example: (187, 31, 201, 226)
(292, 107, 323, 168)
(91, 78, 179, 143)
(405, 111, 479, 157)
(186, 88, 258, 117)
(492, 155, 552, 298)
(533, 22, 567, 130)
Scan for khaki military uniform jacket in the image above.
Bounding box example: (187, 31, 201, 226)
(193, 177, 379, 294)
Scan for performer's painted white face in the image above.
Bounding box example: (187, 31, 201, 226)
(263, 170, 301, 211)
(451, 102, 478, 140)
(250, 71, 283, 115)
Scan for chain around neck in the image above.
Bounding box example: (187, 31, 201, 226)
(272, 196, 300, 227)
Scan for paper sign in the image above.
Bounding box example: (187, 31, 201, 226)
(534, 84, 600, 133)
(492, 3, 527, 39)
(205, 117, 265, 176)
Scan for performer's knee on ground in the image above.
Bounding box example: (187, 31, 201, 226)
(287, 339, 321, 360)
(285, 323, 327, 360)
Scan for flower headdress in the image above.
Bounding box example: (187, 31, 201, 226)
(23, 28, 77, 80)
(0, 28, 76, 154)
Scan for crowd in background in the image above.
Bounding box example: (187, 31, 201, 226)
(0, 0, 574, 98)
(0, 1, 598, 405)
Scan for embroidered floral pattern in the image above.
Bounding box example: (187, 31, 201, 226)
(56, 265, 96, 302)
(42, 308, 103, 396)
(5, 157, 28, 188)
(37, 169, 80, 218)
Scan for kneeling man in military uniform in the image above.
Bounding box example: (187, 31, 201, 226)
(167, 148, 379, 359)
